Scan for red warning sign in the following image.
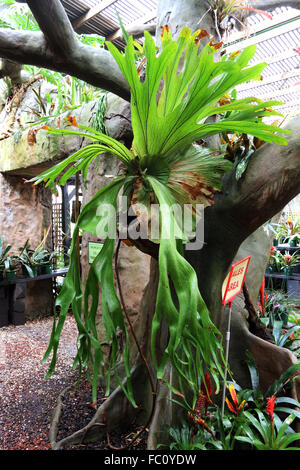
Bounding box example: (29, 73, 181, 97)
(222, 256, 251, 306)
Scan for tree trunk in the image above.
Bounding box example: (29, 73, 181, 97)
(1, 0, 299, 450)
(145, 0, 300, 447)
(51, 0, 300, 449)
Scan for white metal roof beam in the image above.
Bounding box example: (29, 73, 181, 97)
(237, 69, 300, 92)
(224, 17, 300, 54)
(224, 9, 300, 43)
(250, 48, 300, 66)
(72, 0, 118, 30)
(252, 83, 300, 99)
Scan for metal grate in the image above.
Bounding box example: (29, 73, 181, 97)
(52, 202, 64, 266)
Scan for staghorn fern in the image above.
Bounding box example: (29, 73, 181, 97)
(31, 26, 290, 405)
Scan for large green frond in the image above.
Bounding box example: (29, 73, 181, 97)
(106, 27, 289, 165)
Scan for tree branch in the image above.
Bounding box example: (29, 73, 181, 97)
(26, 0, 76, 56)
(0, 28, 130, 101)
(107, 22, 156, 42)
(229, 116, 300, 237)
(248, 0, 300, 12)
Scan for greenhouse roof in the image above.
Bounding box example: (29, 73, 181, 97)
(60, 1, 300, 121)
(60, 0, 158, 50)
(223, 5, 300, 123)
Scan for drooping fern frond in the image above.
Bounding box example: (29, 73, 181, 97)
(32, 26, 291, 406)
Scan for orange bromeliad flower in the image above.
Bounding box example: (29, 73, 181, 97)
(225, 384, 246, 415)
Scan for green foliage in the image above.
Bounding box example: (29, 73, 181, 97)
(258, 289, 297, 326)
(0, 2, 105, 127)
(164, 359, 300, 450)
(235, 410, 300, 450)
(0, 236, 12, 268)
(107, 28, 288, 166)
(22, 67, 105, 127)
(271, 320, 300, 350)
(0, 1, 39, 31)
(31, 27, 291, 405)
(162, 422, 215, 450)
(91, 93, 107, 134)
(3, 254, 18, 272)
(17, 243, 52, 277)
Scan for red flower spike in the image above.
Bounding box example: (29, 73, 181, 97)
(200, 373, 212, 398)
(194, 373, 213, 416)
(195, 394, 206, 415)
(195, 417, 217, 441)
(266, 396, 275, 418)
(266, 395, 276, 441)
(259, 277, 265, 307)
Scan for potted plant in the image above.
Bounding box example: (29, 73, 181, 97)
(39, 249, 57, 274)
(278, 216, 300, 246)
(267, 246, 277, 272)
(272, 225, 285, 246)
(287, 233, 300, 247)
(18, 244, 47, 278)
(4, 255, 19, 280)
(280, 250, 300, 276)
(267, 246, 283, 273)
(257, 289, 296, 328)
(0, 236, 12, 281)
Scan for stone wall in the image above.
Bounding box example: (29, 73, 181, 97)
(0, 89, 150, 329)
(0, 172, 52, 251)
(0, 172, 53, 323)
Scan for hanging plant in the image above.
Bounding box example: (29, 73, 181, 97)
(30, 26, 290, 406)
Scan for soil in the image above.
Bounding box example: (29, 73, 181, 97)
(0, 315, 147, 451)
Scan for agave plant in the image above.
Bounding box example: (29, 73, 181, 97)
(31, 26, 290, 405)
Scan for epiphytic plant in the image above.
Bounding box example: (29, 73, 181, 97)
(31, 26, 290, 406)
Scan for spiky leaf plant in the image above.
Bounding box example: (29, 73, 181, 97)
(31, 26, 290, 405)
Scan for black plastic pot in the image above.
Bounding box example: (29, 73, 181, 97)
(289, 238, 297, 247)
(6, 270, 17, 280)
(40, 264, 52, 274)
(22, 265, 38, 277)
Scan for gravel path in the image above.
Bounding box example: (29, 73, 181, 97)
(0, 315, 78, 450)
(0, 315, 147, 451)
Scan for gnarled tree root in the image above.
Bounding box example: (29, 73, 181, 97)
(49, 363, 152, 450)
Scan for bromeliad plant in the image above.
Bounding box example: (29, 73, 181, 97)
(31, 26, 290, 405)
(0, 236, 12, 270)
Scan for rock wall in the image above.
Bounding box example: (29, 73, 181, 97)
(0, 89, 150, 332)
(0, 172, 53, 322)
(0, 172, 52, 252)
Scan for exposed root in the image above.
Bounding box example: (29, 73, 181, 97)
(49, 245, 158, 451)
(49, 382, 76, 447)
(49, 363, 151, 450)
